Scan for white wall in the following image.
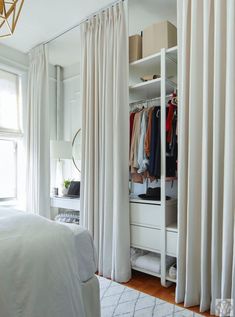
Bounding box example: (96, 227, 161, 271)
(62, 62, 81, 181)
(0, 43, 28, 69)
(49, 65, 57, 140)
(49, 64, 57, 190)
(129, 0, 177, 36)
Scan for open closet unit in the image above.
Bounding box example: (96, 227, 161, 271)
(128, 3, 178, 286)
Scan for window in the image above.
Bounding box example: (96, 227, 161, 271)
(0, 68, 22, 201)
(0, 69, 21, 134)
(0, 139, 17, 199)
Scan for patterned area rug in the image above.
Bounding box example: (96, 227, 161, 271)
(98, 276, 203, 317)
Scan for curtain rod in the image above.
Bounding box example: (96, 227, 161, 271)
(129, 94, 173, 107)
(44, 0, 125, 46)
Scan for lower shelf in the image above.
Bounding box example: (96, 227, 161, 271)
(166, 275, 176, 283)
(132, 266, 177, 284)
(132, 266, 161, 278)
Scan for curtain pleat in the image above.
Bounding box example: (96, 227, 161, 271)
(211, 1, 227, 309)
(80, 1, 131, 283)
(26, 45, 50, 218)
(221, 0, 235, 302)
(177, 0, 235, 314)
(176, 0, 191, 303)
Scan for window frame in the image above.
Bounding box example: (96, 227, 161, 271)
(0, 67, 23, 138)
(0, 67, 23, 202)
(0, 138, 18, 201)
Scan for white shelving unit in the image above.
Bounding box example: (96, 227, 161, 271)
(129, 46, 178, 287)
(129, 78, 176, 101)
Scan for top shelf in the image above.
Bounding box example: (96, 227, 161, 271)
(129, 46, 177, 72)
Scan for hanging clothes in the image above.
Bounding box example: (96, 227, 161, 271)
(148, 106, 160, 177)
(129, 110, 143, 172)
(129, 110, 144, 183)
(144, 107, 154, 158)
(130, 111, 136, 147)
(166, 100, 178, 178)
(137, 109, 149, 173)
(129, 94, 178, 183)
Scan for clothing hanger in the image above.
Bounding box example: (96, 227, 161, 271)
(156, 109, 160, 118)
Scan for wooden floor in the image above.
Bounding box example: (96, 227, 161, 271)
(122, 270, 214, 317)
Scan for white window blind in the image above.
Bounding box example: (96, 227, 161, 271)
(0, 69, 22, 136)
(0, 68, 22, 200)
(0, 139, 17, 199)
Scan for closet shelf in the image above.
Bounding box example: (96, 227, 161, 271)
(132, 266, 161, 278)
(129, 177, 177, 182)
(129, 46, 178, 73)
(166, 46, 178, 63)
(129, 195, 177, 206)
(129, 78, 176, 100)
(166, 275, 176, 283)
(130, 196, 160, 205)
(166, 223, 178, 233)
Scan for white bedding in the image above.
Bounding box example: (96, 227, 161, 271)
(61, 223, 97, 282)
(0, 208, 97, 317)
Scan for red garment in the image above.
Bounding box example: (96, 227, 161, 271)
(166, 101, 177, 143)
(166, 103, 175, 131)
(130, 112, 136, 146)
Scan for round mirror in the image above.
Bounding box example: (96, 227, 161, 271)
(72, 128, 81, 173)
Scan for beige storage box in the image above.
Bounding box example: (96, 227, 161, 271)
(129, 34, 142, 63)
(142, 21, 177, 58)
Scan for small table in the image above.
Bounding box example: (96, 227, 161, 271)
(50, 196, 80, 211)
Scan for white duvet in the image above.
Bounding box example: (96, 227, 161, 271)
(61, 223, 97, 282)
(0, 208, 87, 317)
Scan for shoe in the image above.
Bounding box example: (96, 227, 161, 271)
(169, 263, 177, 280)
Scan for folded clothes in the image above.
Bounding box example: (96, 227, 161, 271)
(130, 248, 175, 275)
(134, 252, 161, 274)
(169, 263, 177, 279)
(130, 247, 148, 264)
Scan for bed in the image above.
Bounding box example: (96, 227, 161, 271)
(0, 208, 100, 317)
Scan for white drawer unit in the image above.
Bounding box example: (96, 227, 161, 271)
(130, 225, 162, 252)
(130, 202, 163, 228)
(166, 231, 178, 256)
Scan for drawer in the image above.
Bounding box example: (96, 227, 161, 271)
(166, 231, 178, 256)
(130, 225, 162, 252)
(130, 203, 163, 228)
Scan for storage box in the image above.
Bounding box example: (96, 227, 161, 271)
(142, 21, 177, 58)
(129, 34, 142, 63)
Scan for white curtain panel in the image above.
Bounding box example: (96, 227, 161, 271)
(26, 45, 50, 218)
(80, 1, 131, 282)
(177, 0, 235, 315)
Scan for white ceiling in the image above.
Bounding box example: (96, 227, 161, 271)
(48, 25, 81, 67)
(0, 0, 177, 67)
(48, 0, 177, 67)
(0, 0, 116, 53)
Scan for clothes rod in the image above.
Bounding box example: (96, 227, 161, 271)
(44, 0, 125, 46)
(129, 94, 172, 106)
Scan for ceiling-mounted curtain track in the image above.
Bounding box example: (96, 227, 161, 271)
(44, 0, 125, 46)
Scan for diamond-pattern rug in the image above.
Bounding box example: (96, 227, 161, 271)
(98, 276, 203, 317)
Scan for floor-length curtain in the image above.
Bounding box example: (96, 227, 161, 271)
(26, 44, 50, 218)
(176, 0, 235, 315)
(80, 1, 131, 283)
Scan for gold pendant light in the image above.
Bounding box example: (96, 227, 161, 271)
(0, 0, 24, 38)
